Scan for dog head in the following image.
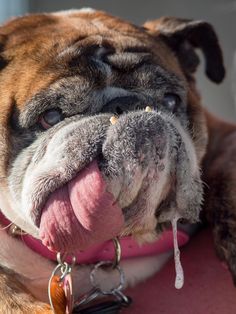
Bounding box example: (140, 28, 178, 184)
(0, 9, 225, 252)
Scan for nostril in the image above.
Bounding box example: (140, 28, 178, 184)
(115, 106, 123, 115)
(102, 95, 141, 115)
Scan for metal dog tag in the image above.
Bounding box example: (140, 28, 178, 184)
(48, 253, 76, 314)
(49, 274, 67, 314)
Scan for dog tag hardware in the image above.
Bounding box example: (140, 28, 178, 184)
(48, 253, 76, 314)
(73, 238, 132, 313)
(48, 239, 131, 313)
(74, 260, 132, 314)
(49, 274, 67, 314)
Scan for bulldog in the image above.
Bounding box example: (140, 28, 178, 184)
(0, 7, 235, 313)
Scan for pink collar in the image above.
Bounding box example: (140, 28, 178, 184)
(0, 211, 189, 264)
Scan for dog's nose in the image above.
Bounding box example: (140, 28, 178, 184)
(102, 95, 143, 114)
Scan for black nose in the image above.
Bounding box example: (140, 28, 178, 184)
(102, 96, 143, 115)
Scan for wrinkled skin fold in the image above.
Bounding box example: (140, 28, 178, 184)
(8, 110, 202, 251)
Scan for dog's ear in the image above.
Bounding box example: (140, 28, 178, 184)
(143, 17, 225, 83)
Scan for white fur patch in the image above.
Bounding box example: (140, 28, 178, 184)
(0, 186, 37, 236)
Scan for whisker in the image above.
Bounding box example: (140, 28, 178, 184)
(0, 222, 13, 231)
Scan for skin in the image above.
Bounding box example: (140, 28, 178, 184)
(0, 8, 233, 313)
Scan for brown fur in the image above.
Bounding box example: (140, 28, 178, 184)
(0, 267, 52, 313)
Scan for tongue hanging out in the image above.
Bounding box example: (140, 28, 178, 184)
(39, 160, 124, 252)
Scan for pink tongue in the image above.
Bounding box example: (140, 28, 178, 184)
(39, 161, 124, 252)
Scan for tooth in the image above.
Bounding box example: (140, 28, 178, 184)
(145, 106, 152, 112)
(110, 116, 118, 125)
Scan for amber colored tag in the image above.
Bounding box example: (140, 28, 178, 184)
(49, 275, 67, 314)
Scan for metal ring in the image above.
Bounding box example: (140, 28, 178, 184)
(90, 261, 125, 295)
(60, 262, 70, 281)
(112, 237, 121, 268)
(56, 252, 77, 266)
(48, 262, 69, 283)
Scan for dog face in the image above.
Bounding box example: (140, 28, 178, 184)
(0, 9, 225, 252)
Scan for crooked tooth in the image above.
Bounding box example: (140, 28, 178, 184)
(145, 106, 152, 112)
(110, 116, 118, 125)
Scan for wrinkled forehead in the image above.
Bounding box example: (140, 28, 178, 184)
(2, 9, 152, 50)
(0, 9, 184, 114)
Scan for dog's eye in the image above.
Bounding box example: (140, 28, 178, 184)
(39, 109, 63, 129)
(163, 93, 181, 112)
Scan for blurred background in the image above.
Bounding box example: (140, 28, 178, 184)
(0, 0, 236, 121)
